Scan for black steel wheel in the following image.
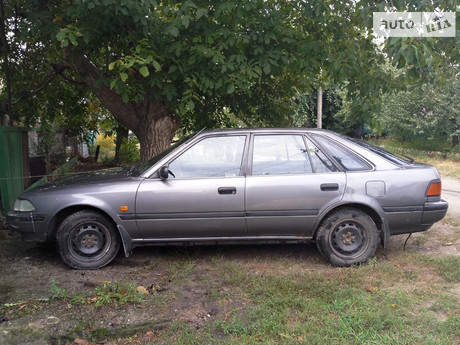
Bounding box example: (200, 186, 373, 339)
(56, 211, 120, 269)
(316, 208, 380, 267)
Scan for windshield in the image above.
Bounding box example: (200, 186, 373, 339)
(343, 136, 413, 166)
(131, 132, 197, 177)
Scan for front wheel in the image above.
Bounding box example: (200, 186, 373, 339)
(56, 211, 120, 269)
(316, 208, 380, 267)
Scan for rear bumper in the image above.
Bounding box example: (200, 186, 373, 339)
(421, 200, 449, 225)
(384, 200, 448, 235)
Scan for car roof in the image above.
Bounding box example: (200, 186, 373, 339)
(197, 128, 335, 136)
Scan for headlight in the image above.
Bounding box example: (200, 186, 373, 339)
(13, 199, 36, 212)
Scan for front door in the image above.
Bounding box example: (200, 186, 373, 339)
(135, 135, 248, 239)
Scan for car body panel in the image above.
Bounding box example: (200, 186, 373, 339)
(245, 172, 346, 236)
(11, 168, 143, 240)
(135, 176, 246, 238)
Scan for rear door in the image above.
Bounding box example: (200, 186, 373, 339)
(245, 134, 346, 236)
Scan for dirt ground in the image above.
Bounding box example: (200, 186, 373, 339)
(0, 177, 458, 345)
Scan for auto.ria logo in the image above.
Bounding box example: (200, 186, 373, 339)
(373, 12, 456, 37)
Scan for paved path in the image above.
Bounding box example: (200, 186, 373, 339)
(441, 176, 460, 220)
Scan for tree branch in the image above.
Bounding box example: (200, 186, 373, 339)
(63, 50, 140, 130)
(30, 72, 57, 94)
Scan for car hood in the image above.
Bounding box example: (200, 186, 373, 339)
(25, 167, 136, 193)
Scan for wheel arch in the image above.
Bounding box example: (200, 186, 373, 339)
(47, 205, 120, 242)
(314, 203, 388, 246)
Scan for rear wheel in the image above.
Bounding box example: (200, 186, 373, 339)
(56, 211, 120, 269)
(316, 208, 380, 267)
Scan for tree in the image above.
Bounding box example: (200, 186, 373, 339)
(2, 1, 457, 161)
(379, 67, 460, 149)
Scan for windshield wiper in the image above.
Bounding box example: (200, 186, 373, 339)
(127, 164, 137, 176)
(401, 154, 415, 163)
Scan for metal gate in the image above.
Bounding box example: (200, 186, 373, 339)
(0, 126, 29, 216)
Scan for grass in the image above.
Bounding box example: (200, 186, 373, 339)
(2, 247, 459, 345)
(110, 250, 459, 345)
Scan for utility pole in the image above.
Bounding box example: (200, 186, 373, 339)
(316, 87, 322, 129)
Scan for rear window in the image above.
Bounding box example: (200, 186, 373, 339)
(344, 136, 413, 166)
(311, 134, 372, 171)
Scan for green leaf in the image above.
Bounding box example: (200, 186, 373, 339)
(151, 59, 161, 71)
(182, 15, 190, 28)
(263, 61, 271, 75)
(187, 100, 195, 111)
(120, 72, 128, 82)
(169, 26, 179, 37)
(227, 83, 235, 94)
(139, 66, 149, 77)
(196, 8, 207, 19)
(122, 93, 129, 103)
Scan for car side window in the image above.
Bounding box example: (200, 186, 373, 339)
(305, 137, 339, 173)
(168, 135, 246, 178)
(251, 135, 313, 175)
(311, 134, 371, 171)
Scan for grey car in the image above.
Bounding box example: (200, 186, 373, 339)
(7, 128, 448, 269)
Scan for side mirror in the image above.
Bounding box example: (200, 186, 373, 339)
(159, 166, 175, 179)
(159, 166, 170, 180)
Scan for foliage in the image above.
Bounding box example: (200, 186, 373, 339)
(95, 133, 116, 152)
(117, 136, 140, 164)
(378, 67, 460, 147)
(291, 88, 362, 136)
(0, 0, 102, 135)
(1, 0, 458, 160)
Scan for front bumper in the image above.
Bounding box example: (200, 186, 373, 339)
(6, 211, 48, 242)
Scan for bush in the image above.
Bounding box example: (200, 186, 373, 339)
(118, 136, 140, 163)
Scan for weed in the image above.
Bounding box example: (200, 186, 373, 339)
(50, 279, 67, 299)
(166, 260, 197, 282)
(93, 281, 144, 307)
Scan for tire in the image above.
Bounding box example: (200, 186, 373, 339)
(56, 210, 120, 269)
(316, 208, 380, 267)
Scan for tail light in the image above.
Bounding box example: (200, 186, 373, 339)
(426, 181, 442, 197)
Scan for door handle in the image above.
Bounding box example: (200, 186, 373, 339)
(320, 183, 339, 191)
(218, 187, 237, 195)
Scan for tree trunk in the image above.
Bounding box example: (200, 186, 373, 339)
(114, 125, 128, 164)
(135, 111, 180, 162)
(453, 135, 459, 147)
(65, 52, 181, 162)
